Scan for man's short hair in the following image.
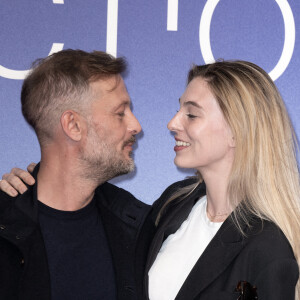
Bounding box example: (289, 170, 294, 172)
(21, 49, 126, 145)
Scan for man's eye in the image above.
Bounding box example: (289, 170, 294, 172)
(186, 113, 196, 119)
(117, 112, 125, 117)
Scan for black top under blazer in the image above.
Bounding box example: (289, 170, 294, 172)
(144, 179, 299, 300)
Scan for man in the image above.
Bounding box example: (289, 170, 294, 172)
(0, 49, 153, 299)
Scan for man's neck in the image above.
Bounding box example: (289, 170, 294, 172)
(37, 159, 103, 212)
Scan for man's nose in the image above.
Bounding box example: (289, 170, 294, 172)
(128, 112, 142, 135)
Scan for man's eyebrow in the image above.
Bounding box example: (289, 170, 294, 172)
(113, 100, 131, 110)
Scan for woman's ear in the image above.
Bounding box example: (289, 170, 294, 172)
(226, 125, 236, 148)
(60, 110, 83, 142)
(229, 135, 236, 148)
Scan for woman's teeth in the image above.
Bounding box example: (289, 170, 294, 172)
(176, 141, 191, 146)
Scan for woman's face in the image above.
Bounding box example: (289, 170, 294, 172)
(167, 77, 235, 174)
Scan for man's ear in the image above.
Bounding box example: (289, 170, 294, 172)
(60, 110, 84, 141)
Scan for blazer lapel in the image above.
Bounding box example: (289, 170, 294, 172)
(144, 184, 206, 298)
(146, 198, 194, 270)
(145, 179, 249, 300)
(175, 218, 246, 300)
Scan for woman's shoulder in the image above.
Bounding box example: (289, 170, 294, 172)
(150, 177, 202, 222)
(244, 218, 295, 259)
(237, 219, 299, 292)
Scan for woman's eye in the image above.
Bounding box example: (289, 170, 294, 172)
(186, 113, 197, 119)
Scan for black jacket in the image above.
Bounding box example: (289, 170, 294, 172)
(0, 166, 153, 300)
(144, 179, 299, 300)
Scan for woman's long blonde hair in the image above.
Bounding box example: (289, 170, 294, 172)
(158, 60, 300, 296)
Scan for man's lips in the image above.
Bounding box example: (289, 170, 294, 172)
(123, 137, 136, 149)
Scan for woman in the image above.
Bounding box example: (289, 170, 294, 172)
(147, 61, 300, 299)
(1, 61, 300, 299)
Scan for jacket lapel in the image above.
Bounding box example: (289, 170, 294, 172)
(175, 219, 245, 299)
(144, 183, 206, 298)
(145, 181, 247, 300)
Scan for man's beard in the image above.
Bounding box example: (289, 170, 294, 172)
(79, 127, 135, 183)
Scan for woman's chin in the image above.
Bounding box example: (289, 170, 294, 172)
(174, 158, 192, 169)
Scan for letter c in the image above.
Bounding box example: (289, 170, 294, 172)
(0, 0, 64, 80)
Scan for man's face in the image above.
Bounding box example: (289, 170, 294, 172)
(79, 76, 142, 182)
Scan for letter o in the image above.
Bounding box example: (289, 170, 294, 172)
(199, 0, 295, 81)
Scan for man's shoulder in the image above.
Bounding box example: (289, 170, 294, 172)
(96, 181, 135, 197)
(96, 181, 148, 206)
(0, 189, 23, 212)
(0, 186, 36, 216)
(94, 182, 151, 225)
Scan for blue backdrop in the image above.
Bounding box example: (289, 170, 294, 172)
(0, 0, 299, 204)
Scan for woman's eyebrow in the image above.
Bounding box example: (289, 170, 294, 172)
(182, 100, 204, 110)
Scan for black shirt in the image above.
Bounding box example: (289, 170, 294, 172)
(38, 197, 116, 300)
